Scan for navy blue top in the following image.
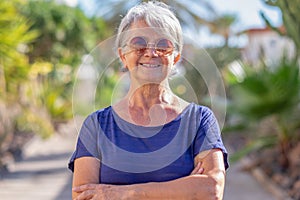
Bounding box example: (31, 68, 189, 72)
(68, 103, 229, 185)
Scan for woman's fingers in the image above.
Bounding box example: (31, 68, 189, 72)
(190, 161, 204, 175)
(73, 184, 114, 200)
(73, 184, 99, 200)
(73, 184, 98, 193)
(74, 189, 95, 200)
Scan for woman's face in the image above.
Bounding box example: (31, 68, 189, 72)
(118, 20, 180, 84)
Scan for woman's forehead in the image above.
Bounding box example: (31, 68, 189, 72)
(129, 22, 159, 36)
(125, 22, 174, 41)
(129, 19, 149, 29)
(129, 28, 160, 39)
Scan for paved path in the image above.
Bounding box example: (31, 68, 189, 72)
(223, 161, 275, 200)
(0, 121, 77, 200)
(0, 120, 275, 200)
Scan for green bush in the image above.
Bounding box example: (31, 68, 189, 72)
(225, 58, 300, 167)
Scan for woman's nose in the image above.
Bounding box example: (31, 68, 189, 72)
(144, 47, 158, 57)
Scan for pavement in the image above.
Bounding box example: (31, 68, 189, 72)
(0, 119, 276, 200)
(0, 120, 77, 200)
(223, 161, 275, 200)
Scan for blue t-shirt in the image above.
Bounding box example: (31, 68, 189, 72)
(68, 103, 229, 185)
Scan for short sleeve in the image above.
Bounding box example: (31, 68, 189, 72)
(193, 107, 229, 170)
(68, 112, 101, 172)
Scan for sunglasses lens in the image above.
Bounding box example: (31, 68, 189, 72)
(128, 37, 174, 56)
(129, 37, 147, 54)
(156, 39, 174, 55)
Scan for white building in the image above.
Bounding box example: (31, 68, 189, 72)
(241, 27, 295, 66)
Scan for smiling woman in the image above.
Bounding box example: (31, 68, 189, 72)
(118, 21, 180, 85)
(69, 1, 229, 200)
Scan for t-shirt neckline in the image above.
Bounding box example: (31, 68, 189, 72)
(110, 102, 194, 129)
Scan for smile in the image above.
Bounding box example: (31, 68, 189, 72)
(140, 63, 161, 68)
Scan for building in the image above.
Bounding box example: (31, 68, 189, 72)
(240, 26, 295, 66)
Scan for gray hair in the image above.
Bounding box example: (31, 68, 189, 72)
(115, 1, 183, 54)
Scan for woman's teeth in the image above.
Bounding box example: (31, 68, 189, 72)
(140, 63, 160, 68)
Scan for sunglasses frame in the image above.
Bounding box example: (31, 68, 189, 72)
(124, 36, 175, 56)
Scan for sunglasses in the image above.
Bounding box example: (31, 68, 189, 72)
(125, 36, 175, 56)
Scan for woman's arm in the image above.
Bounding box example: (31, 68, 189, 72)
(72, 148, 225, 200)
(127, 148, 225, 200)
(72, 157, 100, 199)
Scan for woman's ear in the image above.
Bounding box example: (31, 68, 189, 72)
(174, 54, 181, 64)
(118, 48, 126, 63)
(118, 48, 128, 72)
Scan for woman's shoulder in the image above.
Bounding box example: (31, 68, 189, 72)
(185, 102, 213, 114)
(177, 96, 211, 112)
(183, 103, 217, 125)
(83, 106, 113, 123)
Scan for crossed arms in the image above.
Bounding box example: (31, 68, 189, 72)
(72, 149, 226, 200)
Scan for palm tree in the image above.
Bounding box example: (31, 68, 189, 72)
(92, 0, 217, 33)
(226, 57, 300, 168)
(0, 0, 39, 167)
(207, 14, 237, 47)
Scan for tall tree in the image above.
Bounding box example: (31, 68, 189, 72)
(0, 0, 38, 99)
(0, 0, 40, 167)
(20, 0, 113, 121)
(0, 0, 115, 169)
(207, 14, 237, 47)
(93, 0, 217, 32)
(205, 13, 240, 69)
(22, 0, 112, 65)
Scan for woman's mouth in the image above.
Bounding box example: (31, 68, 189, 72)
(139, 63, 161, 68)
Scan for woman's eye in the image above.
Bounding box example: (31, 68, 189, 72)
(157, 39, 173, 49)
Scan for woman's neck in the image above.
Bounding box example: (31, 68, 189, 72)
(127, 83, 175, 109)
(113, 83, 189, 126)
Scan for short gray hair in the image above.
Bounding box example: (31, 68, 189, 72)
(115, 1, 183, 54)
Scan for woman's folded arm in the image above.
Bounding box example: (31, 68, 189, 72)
(72, 149, 226, 200)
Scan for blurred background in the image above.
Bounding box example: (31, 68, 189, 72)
(0, 0, 299, 199)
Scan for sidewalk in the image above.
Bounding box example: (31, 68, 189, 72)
(0, 121, 275, 200)
(0, 121, 77, 200)
(223, 161, 275, 200)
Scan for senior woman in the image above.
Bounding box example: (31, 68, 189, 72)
(69, 1, 229, 199)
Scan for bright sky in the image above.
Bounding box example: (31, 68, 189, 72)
(63, 0, 283, 47)
(72, 0, 282, 29)
(210, 0, 282, 31)
(205, 0, 282, 47)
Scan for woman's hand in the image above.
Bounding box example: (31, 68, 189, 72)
(73, 184, 128, 200)
(73, 162, 204, 200)
(190, 161, 204, 175)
